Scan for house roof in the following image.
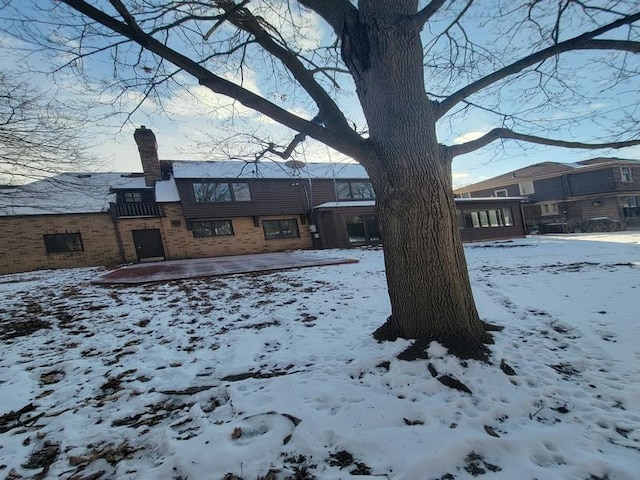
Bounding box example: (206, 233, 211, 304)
(454, 157, 640, 194)
(170, 160, 369, 180)
(0, 173, 179, 216)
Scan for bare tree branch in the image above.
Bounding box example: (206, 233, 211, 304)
(403, 0, 448, 29)
(297, 0, 357, 35)
(437, 10, 640, 119)
(448, 127, 640, 158)
(59, 0, 366, 159)
(212, 0, 353, 134)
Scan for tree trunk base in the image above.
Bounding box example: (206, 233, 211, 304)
(373, 316, 498, 361)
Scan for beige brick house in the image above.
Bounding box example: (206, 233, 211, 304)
(0, 127, 525, 275)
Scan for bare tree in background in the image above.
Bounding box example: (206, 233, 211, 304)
(0, 72, 91, 186)
(5, 0, 639, 358)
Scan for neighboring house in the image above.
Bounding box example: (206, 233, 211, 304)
(454, 159, 640, 233)
(0, 127, 526, 274)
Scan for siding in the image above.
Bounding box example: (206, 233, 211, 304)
(177, 178, 340, 219)
(457, 200, 526, 243)
(567, 168, 616, 196)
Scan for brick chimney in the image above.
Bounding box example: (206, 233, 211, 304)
(134, 126, 162, 186)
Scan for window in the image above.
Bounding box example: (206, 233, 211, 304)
(336, 180, 375, 200)
(459, 192, 471, 198)
(192, 182, 252, 202)
(124, 191, 143, 203)
(346, 215, 380, 244)
(518, 181, 535, 195)
(623, 196, 640, 218)
(43, 233, 84, 253)
(620, 166, 633, 182)
(460, 208, 514, 229)
(263, 219, 300, 239)
(494, 189, 508, 197)
(540, 202, 559, 216)
(191, 220, 234, 238)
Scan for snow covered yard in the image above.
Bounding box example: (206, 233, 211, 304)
(1, 232, 639, 480)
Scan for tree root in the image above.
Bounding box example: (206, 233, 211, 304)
(373, 316, 500, 361)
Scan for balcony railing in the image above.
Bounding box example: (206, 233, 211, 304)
(110, 202, 160, 218)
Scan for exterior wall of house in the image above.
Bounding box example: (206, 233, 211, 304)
(567, 168, 616, 196)
(456, 200, 526, 242)
(113, 204, 314, 262)
(316, 200, 526, 248)
(176, 178, 339, 218)
(0, 213, 122, 274)
(113, 216, 166, 263)
(315, 206, 378, 249)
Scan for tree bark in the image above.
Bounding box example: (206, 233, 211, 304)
(347, 0, 493, 359)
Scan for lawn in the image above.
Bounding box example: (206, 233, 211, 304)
(1, 232, 639, 479)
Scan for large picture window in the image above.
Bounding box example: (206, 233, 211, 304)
(43, 233, 84, 253)
(336, 180, 375, 200)
(460, 208, 514, 229)
(346, 215, 380, 244)
(191, 220, 234, 238)
(193, 182, 252, 202)
(263, 219, 300, 239)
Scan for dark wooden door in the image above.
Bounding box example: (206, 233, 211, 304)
(132, 229, 165, 261)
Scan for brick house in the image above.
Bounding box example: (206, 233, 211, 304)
(0, 127, 526, 274)
(454, 159, 640, 233)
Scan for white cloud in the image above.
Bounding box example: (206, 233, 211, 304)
(452, 130, 488, 144)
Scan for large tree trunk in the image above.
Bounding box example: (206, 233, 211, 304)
(345, 0, 494, 359)
(367, 151, 493, 360)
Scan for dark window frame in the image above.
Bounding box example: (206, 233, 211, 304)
(192, 181, 252, 203)
(620, 166, 633, 183)
(43, 232, 84, 254)
(262, 219, 300, 240)
(335, 180, 376, 200)
(191, 219, 234, 238)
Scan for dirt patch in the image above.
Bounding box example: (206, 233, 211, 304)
(1, 318, 51, 340)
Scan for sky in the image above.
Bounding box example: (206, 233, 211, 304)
(2, 232, 640, 479)
(1, 1, 638, 188)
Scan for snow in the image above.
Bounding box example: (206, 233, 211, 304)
(171, 160, 369, 180)
(154, 178, 180, 202)
(1, 232, 640, 479)
(0, 173, 149, 216)
(315, 200, 376, 208)
(455, 197, 526, 202)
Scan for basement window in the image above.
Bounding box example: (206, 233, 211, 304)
(43, 233, 84, 253)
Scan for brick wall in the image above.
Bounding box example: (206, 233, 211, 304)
(0, 213, 122, 274)
(163, 205, 313, 258)
(115, 203, 313, 262)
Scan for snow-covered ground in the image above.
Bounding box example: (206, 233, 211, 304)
(1, 232, 639, 480)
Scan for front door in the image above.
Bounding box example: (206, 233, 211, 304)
(132, 229, 165, 261)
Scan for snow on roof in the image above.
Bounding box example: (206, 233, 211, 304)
(171, 160, 369, 180)
(155, 178, 180, 202)
(0, 173, 149, 216)
(455, 196, 526, 202)
(315, 201, 376, 209)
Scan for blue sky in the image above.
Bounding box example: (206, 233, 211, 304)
(1, 1, 638, 187)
